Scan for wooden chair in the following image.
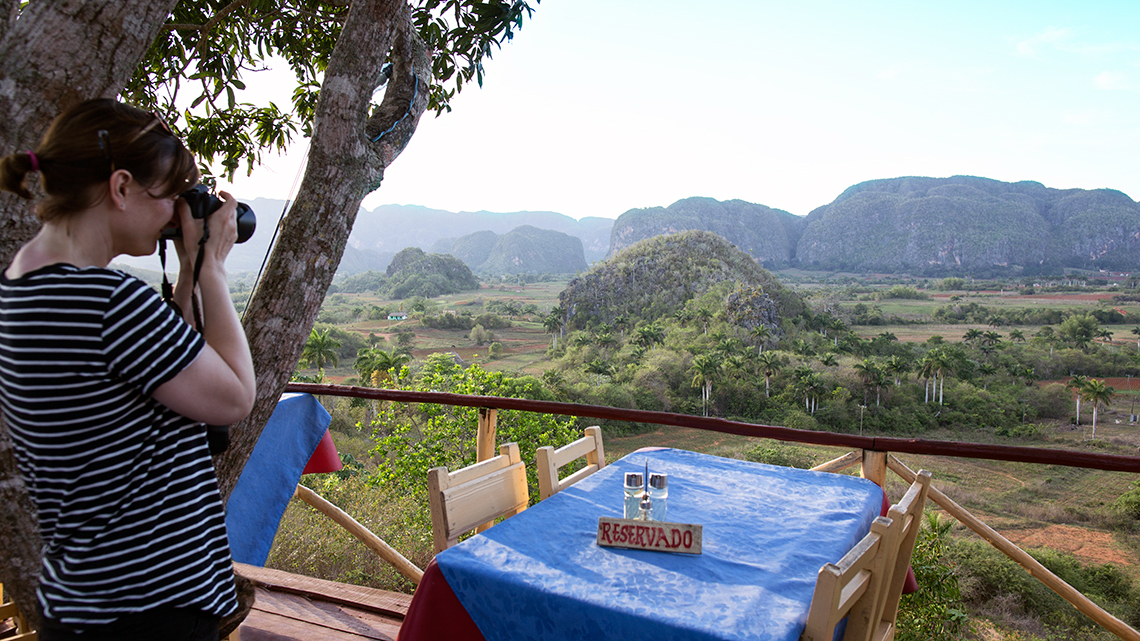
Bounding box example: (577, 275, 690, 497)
(801, 515, 899, 641)
(535, 426, 606, 500)
(0, 582, 37, 641)
(873, 469, 932, 641)
(428, 442, 529, 554)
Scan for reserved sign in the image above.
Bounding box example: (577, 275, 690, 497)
(596, 517, 703, 555)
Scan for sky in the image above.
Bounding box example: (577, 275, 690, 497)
(215, 0, 1140, 221)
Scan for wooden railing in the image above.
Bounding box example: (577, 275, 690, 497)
(285, 382, 1140, 640)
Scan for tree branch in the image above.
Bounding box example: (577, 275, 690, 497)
(196, 0, 257, 58)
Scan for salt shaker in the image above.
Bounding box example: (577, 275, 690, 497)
(648, 473, 668, 521)
(623, 472, 644, 519)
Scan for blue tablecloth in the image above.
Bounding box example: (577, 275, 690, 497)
(435, 448, 883, 641)
(225, 392, 332, 565)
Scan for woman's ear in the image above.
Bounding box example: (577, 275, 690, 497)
(108, 169, 134, 211)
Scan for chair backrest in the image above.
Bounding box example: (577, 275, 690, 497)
(428, 442, 529, 554)
(535, 426, 606, 500)
(801, 515, 899, 641)
(0, 582, 37, 640)
(875, 469, 932, 640)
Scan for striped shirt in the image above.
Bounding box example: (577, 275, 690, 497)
(0, 264, 237, 626)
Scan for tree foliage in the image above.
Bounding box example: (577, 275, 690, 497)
(124, 0, 538, 180)
(368, 361, 579, 503)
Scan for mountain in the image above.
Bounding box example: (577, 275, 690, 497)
(560, 230, 805, 331)
(380, 247, 480, 298)
(108, 176, 1140, 282)
(796, 176, 1140, 274)
(607, 197, 805, 268)
(350, 205, 614, 264)
(432, 225, 588, 274)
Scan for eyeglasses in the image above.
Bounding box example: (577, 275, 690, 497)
(129, 111, 174, 143)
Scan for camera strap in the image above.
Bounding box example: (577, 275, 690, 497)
(158, 232, 228, 455)
(156, 231, 208, 333)
(158, 239, 183, 319)
(190, 222, 209, 332)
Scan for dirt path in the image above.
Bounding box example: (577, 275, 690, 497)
(998, 524, 1134, 567)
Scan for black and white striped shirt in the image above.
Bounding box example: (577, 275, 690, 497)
(0, 264, 237, 625)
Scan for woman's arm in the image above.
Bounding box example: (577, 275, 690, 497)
(153, 193, 256, 425)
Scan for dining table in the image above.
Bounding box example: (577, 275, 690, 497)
(398, 447, 888, 641)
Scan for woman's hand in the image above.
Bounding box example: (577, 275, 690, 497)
(176, 191, 239, 269)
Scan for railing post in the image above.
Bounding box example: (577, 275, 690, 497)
(861, 449, 887, 488)
(477, 407, 497, 463)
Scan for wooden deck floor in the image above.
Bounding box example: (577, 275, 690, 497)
(233, 563, 411, 640)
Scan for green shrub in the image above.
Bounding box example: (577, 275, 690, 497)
(1113, 481, 1140, 520)
(369, 363, 581, 505)
(950, 538, 1140, 636)
(896, 514, 967, 640)
(742, 442, 816, 469)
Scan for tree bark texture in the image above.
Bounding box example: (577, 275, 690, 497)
(0, 0, 181, 264)
(0, 0, 430, 626)
(214, 0, 430, 499)
(0, 0, 179, 623)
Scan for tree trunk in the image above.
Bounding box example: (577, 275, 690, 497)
(0, 0, 181, 623)
(0, 0, 180, 263)
(214, 0, 429, 499)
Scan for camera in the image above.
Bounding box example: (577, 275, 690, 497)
(162, 184, 256, 243)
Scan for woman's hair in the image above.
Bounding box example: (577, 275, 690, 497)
(0, 99, 199, 222)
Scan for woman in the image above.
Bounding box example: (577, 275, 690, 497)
(0, 99, 255, 639)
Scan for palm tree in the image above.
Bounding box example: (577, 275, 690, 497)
(977, 362, 997, 390)
(1016, 366, 1038, 387)
(634, 322, 665, 351)
(791, 367, 823, 415)
(1081, 378, 1116, 439)
(1067, 374, 1089, 426)
(755, 350, 783, 398)
(750, 324, 772, 354)
(371, 349, 410, 385)
(1008, 329, 1026, 344)
(885, 355, 909, 386)
(612, 315, 629, 341)
(923, 347, 953, 405)
(1131, 326, 1140, 349)
(827, 316, 847, 347)
(818, 352, 838, 368)
(1035, 325, 1058, 357)
(571, 333, 593, 348)
(690, 353, 722, 416)
(302, 327, 340, 371)
(714, 335, 739, 359)
(594, 331, 618, 354)
(963, 328, 983, 345)
(917, 354, 936, 403)
(549, 305, 566, 339)
(853, 359, 881, 406)
(695, 308, 714, 335)
(543, 313, 563, 349)
(672, 308, 693, 326)
(584, 359, 616, 378)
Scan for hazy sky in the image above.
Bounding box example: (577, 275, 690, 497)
(216, 0, 1140, 221)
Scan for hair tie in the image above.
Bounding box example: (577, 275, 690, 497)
(27, 151, 39, 172)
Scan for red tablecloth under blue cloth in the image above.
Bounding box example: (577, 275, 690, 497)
(401, 448, 885, 641)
